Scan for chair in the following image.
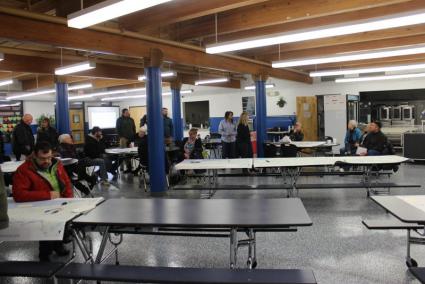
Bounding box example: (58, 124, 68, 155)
(264, 144, 279, 158)
(280, 144, 298, 157)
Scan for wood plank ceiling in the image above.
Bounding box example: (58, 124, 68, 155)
(0, 0, 423, 96)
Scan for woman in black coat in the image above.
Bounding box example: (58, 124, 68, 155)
(236, 112, 253, 159)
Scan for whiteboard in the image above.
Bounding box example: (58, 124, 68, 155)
(88, 107, 120, 129)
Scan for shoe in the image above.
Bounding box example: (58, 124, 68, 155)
(54, 245, 70, 256)
(101, 180, 110, 186)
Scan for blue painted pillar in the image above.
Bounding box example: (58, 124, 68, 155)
(55, 82, 70, 135)
(255, 79, 267, 158)
(171, 81, 183, 142)
(146, 64, 166, 194)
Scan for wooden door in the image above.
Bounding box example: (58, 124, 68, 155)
(129, 106, 147, 128)
(296, 96, 318, 141)
(69, 109, 85, 144)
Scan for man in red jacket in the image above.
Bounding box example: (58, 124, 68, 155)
(13, 141, 73, 261)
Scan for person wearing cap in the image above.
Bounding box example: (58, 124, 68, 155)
(84, 127, 118, 184)
(361, 121, 388, 156)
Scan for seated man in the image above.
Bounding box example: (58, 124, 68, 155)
(182, 128, 203, 159)
(289, 122, 304, 141)
(340, 120, 362, 155)
(133, 126, 149, 175)
(12, 141, 73, 261)
(361, 121, 388, 156)
(84, 127, 118, 184)
(58, 134, 96, 193)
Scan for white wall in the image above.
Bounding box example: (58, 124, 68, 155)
(23, 101, 55, 124)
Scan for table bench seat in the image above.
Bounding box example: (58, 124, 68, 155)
(0, 261, 64, 278)
(56, 263, 317, 284)
(409, 267, 425, 283)
(363, 219, 423, 230)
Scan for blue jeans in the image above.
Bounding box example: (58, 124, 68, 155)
(367, 149, 382, 156)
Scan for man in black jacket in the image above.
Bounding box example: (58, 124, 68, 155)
(361, 121, 388, 156)
(12, 114, 35, 161)
(116, 109, 136, 173)
(84, 127, 118, 184)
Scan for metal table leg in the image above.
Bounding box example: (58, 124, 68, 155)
(229, 228, 238, 269)
(95, 226, 111, 263)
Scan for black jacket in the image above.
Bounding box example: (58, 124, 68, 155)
(181, 137, 203, 159)
(116, 116, 136, 141)
(140, 115, 147, 127)
(362, 131, 388, 153)
(12, 121, 35, 155)
(163, 116, 174, 138)
(136, 135, 149, 166)
(236, 124, 253, 158)
(289, 130, 304, 141)
(37, 126, 59, 148)
(84, 135, 106, 159)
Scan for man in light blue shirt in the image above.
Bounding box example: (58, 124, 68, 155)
(218, 111, 237, 158)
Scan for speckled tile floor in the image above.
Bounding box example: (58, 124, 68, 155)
(1, 162, 425, 283)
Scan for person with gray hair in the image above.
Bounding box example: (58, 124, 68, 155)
(340, 120, 362, 155)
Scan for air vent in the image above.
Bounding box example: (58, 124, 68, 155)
(321, 75, 343, 82)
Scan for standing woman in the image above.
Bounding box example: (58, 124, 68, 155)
(218, 111, 237, 158)
(236, 112, 252, 159)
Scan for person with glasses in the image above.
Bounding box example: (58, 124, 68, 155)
(12, 141, 73, 261)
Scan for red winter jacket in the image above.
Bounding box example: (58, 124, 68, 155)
(12, 157, 73, 202)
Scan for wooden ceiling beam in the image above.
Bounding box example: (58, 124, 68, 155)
(302, 54, 425, 71)
(0, 54, 143, 81)
(239, 24, 425, 58)
(29, 0, 56, 13)
(201, 0, 425, 44)
(0, 12, 311, 83)
(253, 34, 425, 63)
(172, 0, 412, 41)
(119, 0, 269, 33)
(21, 75, 86, 90)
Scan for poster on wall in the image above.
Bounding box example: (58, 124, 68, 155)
(242, 96, 255, 116)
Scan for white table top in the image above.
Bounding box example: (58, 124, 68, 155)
(254, 157, 334, 168)
(105, 147, 138, 154)
(1, 161, 24, 173)
(334, 155, 409, 165)
(0, 197, 103, 241)
(253, 155, 409, 168)
(175, 158, 253, 170)
(291, 141, 326, 148)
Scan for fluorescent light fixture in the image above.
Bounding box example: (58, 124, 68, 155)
(272, 45, 425, 68)
(0, 103, 20, 108)
(0, 79, 14, 87)
(68, 0, 172, 29)
(138, 71, 177, 81)
(244, 83, 275, 90)
(310, 63, 425, 77)
(55, 61, 96, 75)
(68, 83, 93, 91)
(336, 72, 425, 83)
(101, 89, 193, 101)
(7, 89, 56, 100)
(206, 9, 425, 54)
(195, 78, 229, 85)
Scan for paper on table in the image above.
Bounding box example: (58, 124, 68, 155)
(356, 146, 367, 155)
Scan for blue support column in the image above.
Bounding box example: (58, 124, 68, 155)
(55, 82, 70, 135)
(255, 80, 267, 158)
(146, 66, 166, 194)
(171, 87, 183, 142)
